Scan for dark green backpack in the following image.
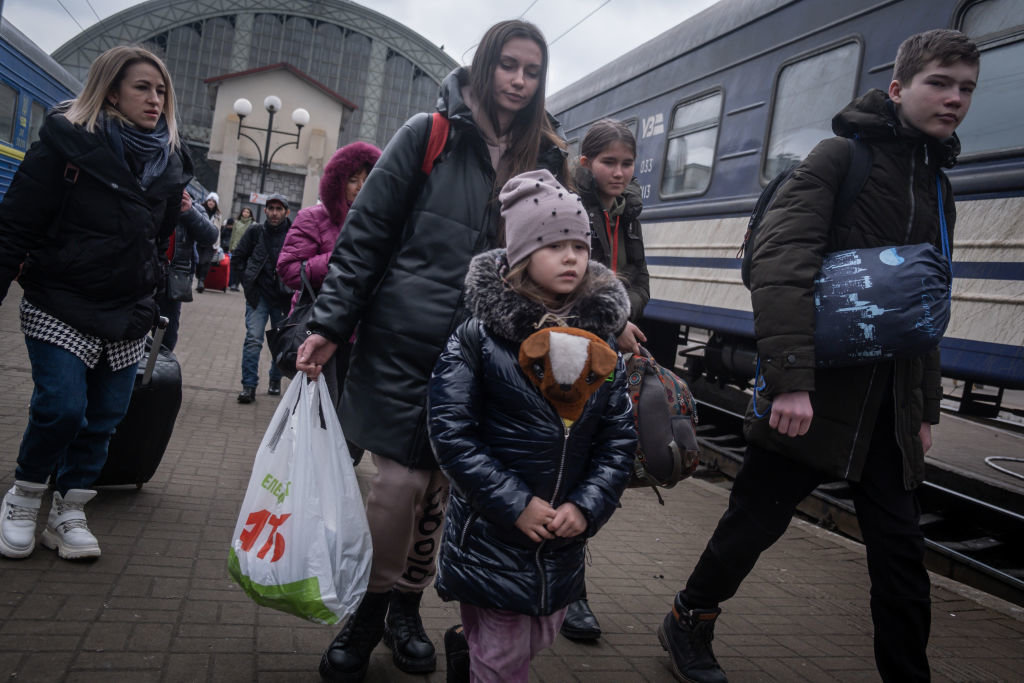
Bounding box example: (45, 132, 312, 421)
(739, 138, 873, 289)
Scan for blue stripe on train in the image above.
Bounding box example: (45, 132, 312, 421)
(646, 256, 1024, 280)
(643, 299, 1024, 389)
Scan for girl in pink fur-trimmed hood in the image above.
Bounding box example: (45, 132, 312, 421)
(276, 141, 381, 306)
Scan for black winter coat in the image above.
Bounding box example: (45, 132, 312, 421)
(0, 111, 191, 340)
(309, 67, 568, 469)
(232, 218, 293, 310)
(575, 167, 650, 321)
(744, 90, 956, 488)
(167, 204, 219, 272)
(429, 250, 636, 615)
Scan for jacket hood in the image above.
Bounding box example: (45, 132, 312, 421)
(832, 89, 960, 168)
(573, 166, 643, 220)
(465, 248, 629, 344)
(436, 68, 475, 126)
(319, 141, 382, 224)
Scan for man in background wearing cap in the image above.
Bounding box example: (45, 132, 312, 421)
(231, 193, 293, 403)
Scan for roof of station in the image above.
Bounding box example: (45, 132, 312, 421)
(52, 0, 458, 81)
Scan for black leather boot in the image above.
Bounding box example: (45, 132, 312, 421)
(382, 590, 436, 673)
(657, 593, 727, 683)
(319, 591, 389, 682)
(560, 597, 602, 641)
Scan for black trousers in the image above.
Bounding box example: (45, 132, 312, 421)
(682, 398, 931, 682)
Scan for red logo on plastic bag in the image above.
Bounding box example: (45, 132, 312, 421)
(238, 510, 291, 562)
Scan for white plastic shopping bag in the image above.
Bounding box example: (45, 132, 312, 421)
(228, 374, 372, 624)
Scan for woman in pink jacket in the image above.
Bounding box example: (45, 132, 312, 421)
(278, 141, 381, 302)
(277, 141, 380, 462)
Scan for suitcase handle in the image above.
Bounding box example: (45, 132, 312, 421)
(141, 316, 170, 387)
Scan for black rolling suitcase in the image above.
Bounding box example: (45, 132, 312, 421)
(94, 318, 182, 489)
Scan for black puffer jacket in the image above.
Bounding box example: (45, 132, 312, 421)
(429, 250, 635, 615)
(308, 67, 568, 469)
(0, 111, 191, 340)
(575, 167, 650, 321)
(232, 217, 293, 310)
(744, 89, 956, 488)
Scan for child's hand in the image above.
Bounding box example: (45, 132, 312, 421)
(515, 497, 556, 543)
(547, 502, 587, 538)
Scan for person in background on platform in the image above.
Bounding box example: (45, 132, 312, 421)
(657, 29, 979, 683)
(0, 45, 192, 560)
(221, 216, 235, 253)
(558, 118, 651, 642)
(428, 169, 636, 682)
(295, 19, 571, 682)
(277, 140, 381, 464)
(232, 193, 292, 403)
(195, 191, 222, 292)
(156, 188, 219, 351)
(228, 206, 254, 291)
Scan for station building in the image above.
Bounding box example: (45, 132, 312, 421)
(52, 0, 457, 213)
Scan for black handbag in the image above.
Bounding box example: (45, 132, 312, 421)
(166, 264, 194, 302)
(266, 262, 315, 379)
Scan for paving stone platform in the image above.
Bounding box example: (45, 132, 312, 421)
(1, 285, 1021, 682)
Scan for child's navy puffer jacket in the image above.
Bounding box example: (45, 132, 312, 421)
(428, 249, 636, 616)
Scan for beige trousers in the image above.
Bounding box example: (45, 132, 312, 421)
(365, 453, 450, 593)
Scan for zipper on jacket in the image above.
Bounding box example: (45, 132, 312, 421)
(535, 422, 571, 614)
(904, 150, 918, 242)
(844, 364, 878, 479)
(550, 424, 571, 504)
(458, 510, 478, 549)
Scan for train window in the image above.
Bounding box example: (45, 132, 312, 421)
(28, 102, 45, 146)
(961, 0, 1023, 36)
(661, 92, 722, 197)
(956, 0, 1024, 156)
(764, 42, 860, 178)
(0, 82, 17, 143)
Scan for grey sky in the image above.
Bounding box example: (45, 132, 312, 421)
(3, 0, 719, 94)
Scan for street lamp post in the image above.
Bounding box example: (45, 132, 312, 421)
(232, 96, 310, 216)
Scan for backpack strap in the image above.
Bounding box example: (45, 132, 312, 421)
(421, 112, 450, 175)
(833, 137, 872, 220)
(45, 161, 80, 240)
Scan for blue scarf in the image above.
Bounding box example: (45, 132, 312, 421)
(103, 111, 171, 190)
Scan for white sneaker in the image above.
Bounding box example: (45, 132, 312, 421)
(40, 489, 101, 560)
(0, 480, 47, 558)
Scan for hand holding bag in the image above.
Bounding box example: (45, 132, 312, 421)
(266, 262, 315, 379)
(227, 374, 372, 624)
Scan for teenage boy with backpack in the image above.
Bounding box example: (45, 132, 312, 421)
(659, 29, 979, 683)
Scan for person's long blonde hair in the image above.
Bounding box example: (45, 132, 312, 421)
(63, 46, 180, 148)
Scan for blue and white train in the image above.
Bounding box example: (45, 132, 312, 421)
(0, 18, 80, 200)
(548, 0, 1024, 411)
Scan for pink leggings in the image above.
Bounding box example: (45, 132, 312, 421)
(460, 603, 568, 683)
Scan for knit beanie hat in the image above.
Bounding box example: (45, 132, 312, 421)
(500, 169, 591, 267)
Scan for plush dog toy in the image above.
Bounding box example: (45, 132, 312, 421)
(518, 327, 618, 424)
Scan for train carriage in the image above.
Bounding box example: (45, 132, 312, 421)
(548, 0, 1024, 410)
(0, 19, 80, 200)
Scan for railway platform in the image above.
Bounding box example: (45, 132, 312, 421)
(0, 286, 1022, 682)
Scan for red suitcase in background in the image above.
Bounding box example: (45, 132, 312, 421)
(204, 255, 230, 291)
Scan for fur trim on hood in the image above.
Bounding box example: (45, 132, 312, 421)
(465, 248, 630, 344)
(319, 141, 382, 224)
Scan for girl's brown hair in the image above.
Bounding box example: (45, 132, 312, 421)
(469, 20, 567, 189)
(581, 119, 637, 160)
(63, 46, 179, 148)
